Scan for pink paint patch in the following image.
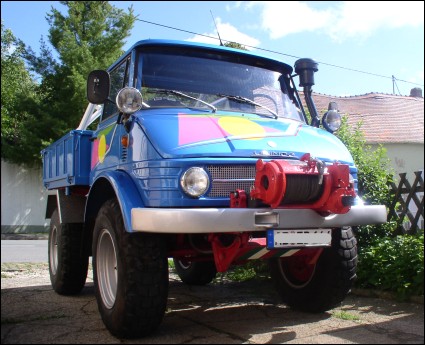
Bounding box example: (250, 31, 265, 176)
(264, 126, 281, 133)
(91, 139, 99, 169)
(178, 115, 228, 145)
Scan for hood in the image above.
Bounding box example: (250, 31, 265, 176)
(135, 111, 354, 165)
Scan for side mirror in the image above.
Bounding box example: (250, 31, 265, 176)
(87, 70, 110, 104)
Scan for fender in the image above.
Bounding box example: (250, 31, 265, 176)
(86, 170, 145, 232)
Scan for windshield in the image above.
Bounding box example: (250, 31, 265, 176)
(138, 49, 303, 121)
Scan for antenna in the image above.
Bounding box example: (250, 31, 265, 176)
(210, 10, 224, 46)
(392, 75, 401, 95)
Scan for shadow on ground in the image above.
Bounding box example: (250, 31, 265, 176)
(1, 269, 424, 344)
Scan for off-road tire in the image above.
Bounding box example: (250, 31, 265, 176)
(173, 259, 217, 285)
(92, 199, 169, 338)
(269, 226, 357, 312)
(48, 209, 89, 295)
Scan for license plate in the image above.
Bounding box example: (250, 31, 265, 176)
(267, 229, 332, 248)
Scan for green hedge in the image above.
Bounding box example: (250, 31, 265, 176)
(356, 234, 424, 300)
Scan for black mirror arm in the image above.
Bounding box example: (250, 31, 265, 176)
(304, 85, 320, 127)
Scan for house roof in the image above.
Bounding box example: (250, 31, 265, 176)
(306, 92, 424, 144)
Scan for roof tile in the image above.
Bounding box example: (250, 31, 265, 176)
(302, 92, 424, 144)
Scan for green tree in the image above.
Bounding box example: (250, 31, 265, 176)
(2, 1, 136, 167)
(224, 41, 247, 50)
(1, 22, 42, 165)
(42, 1, 136, 122)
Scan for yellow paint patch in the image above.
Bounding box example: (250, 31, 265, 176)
(218, 117, 265, 140)
(98, 135, 107, 163)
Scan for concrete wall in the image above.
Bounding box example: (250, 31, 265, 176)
(371, 143, 424, 180)
(1, 160, 51, 233)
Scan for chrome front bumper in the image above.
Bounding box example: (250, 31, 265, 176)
(131, 205, 387, 234)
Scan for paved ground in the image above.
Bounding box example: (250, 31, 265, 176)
(1, 240, 48, 263)
(1, 262, 423, 344)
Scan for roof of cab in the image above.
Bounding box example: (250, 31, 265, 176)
(109, 39, 293, 73)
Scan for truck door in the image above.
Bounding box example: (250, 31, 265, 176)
(90, 57, 130, 176)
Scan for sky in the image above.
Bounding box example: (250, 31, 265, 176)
(1, 1, 424, 97)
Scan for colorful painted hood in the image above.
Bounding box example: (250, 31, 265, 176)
(136, 111, 354, 164)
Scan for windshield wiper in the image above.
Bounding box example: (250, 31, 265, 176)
(218, 94, 278, 119)
(152, 89, 216, 113)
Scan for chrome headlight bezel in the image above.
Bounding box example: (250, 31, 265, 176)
(116, 87, 143, 115)
(180, 167, 210, 198)
(322, 109, 342, 133)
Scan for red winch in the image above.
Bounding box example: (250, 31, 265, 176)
(247, 154, 356, 214)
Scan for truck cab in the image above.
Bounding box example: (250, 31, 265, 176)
(42, 39, 386, 338)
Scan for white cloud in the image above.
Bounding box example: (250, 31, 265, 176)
(185, 17, 260, 49)
(408, 69, 424, 84)
(245, 1, 424, 42)
(225, 1, 243, 12)
(327, 1, 424, 42)
(248, 1, 333, 39)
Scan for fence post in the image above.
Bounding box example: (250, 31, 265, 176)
(388, 171, 424, 235)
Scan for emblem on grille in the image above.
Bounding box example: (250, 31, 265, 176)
(252, 150, 296, 158)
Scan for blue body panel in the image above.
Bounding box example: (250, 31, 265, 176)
(85, 106, 357, 209)
(92, 170, 145, 232)
(135, 109, 354, 164)
(41, 130, 93, 189)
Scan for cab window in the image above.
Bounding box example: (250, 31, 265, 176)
(102, 57, 130, 121)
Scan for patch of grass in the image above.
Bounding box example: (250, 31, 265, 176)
(332, 310, 360, 321)
(223, 266, 257, 282)
(217, 261, 270, 283)
(1, 313, 67, 325)
(1, 262, 48, 271)
(168, 258, 175, 270)
(1, 318, 23, 325)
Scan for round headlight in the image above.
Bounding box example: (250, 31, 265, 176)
(116, 87, 143, 114)
(180, 167, 210, 198)
(322, 109, 342, 133)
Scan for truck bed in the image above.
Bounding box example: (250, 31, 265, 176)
(41, 130, 93, 189)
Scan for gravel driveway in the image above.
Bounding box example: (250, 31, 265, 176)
(1, 262, 424, 344)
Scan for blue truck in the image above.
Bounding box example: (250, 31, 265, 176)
(42, 39, 387, 338)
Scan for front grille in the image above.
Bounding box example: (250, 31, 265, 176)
(207, 165, 256, 198)
(206, 164, 324, 203)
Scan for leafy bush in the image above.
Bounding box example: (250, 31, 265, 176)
(335, 116, 396, 247)
(356, 234, 424, 300)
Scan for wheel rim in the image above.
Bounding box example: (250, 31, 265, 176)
(177, 259, 192, 270)
(278, 257, 316, 289)
(49, 226, 58, 275)
(96, 229, 118, 309)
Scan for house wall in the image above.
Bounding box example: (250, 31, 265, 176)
(371, 143, 424, 180)
(1, 160, 51, 233)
